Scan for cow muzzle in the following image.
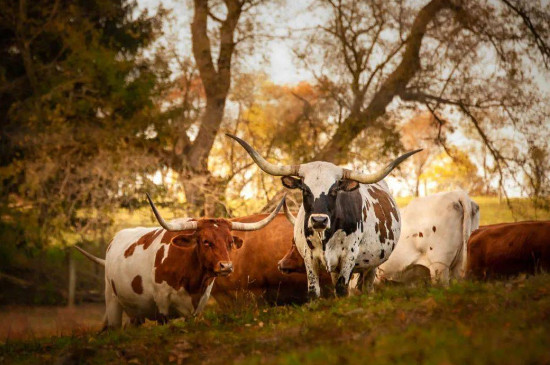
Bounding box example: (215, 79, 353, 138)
(309, 214, 330, 231)
(215, 261, 233, 276)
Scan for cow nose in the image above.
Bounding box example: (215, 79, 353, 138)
(219, 261, 233, 273)
(310, 215, 329, 230)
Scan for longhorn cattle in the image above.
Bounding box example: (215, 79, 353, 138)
(227, 133, 420, 297)
(74, 195, 285, 329)
(376, 191, 480, 285)
(467, 221, 550, 279)
(213, 214, 331, 305)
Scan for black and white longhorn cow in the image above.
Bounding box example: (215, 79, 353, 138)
(227, 134, 421, 298)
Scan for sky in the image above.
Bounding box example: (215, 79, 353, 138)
(137, 0, 319, 84)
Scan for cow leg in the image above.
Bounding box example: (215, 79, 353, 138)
(450, 252, 466, 280)
(156, 313, 170, 325)
(305, 257, 321, 299)
(429, 262, 450, 285)
(333, 276, 347, 297)
(332, 258, 357, 297)
(128, 317, 145, 327)
(104, 296, 123, 329)
(155, 299, 172, 325)
(355, 268, 376, 293)
(328, 272, 346, 297)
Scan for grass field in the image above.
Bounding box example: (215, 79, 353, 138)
(1, 196, 549, 364)
(2, 275, 549, 364)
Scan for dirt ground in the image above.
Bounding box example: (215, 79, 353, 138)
(0, 304, 104, 342)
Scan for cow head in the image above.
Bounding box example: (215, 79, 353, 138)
(147, 193, 286, 277)
(281, 162, 360, 233)
(226, 134, 420, 242)
(278, 240, 306, 274)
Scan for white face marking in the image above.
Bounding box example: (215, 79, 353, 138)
(299, 162, 344, 232)
(298, 161, 343, 199)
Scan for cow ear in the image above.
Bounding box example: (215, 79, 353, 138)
(339, 179, 360, 192)
(170, 232, 197, 247)
(282, 176, 302, 189)
(232, 236, 244, 249)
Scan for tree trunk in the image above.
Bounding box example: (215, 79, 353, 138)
(182, 0, 242, 215)
(415, 175, 421, 197)
(67, 249, 76, 307)
(187, 98, 227, 173)
(182, 99, 227, 216)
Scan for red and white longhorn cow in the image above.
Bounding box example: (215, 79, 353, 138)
(75, 194, 285, 329)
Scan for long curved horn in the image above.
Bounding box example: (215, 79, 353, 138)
(231, 195, 287, 231)
(342, 149, 423, 184)
(226, 134, 300, 176)
(146, 193, 197, 231)
(283, 199, 296, 226)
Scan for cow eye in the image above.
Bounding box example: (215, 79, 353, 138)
(204, 241, 211, 247)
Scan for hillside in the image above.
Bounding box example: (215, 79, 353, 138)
(2, 274, 550, 364)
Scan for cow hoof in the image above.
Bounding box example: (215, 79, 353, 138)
(335, 277, 348, 297)
(307, 289, 319, 301)
(156, 314, 169, 325)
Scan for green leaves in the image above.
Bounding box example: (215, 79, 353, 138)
(0, 0, 169, 249)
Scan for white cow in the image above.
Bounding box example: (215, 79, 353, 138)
(376, 190, 480, 284)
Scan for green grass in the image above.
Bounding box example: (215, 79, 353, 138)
(395, 196, 550, 225)
(2, 275, 550, 364)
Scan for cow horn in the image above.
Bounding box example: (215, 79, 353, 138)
(146, 193, 198, 231)
(231, 195, 286, 231)
(283, 199, 296, 226)
(342, 149, 423, 184)
(226, 134, 300, 176)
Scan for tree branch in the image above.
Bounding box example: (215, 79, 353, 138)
(501, 0, 550, 68)
(316, 0, 453, 162)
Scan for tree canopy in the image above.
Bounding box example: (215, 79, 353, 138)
(0, 0, 168, 248)
(1, 0, 549, 251)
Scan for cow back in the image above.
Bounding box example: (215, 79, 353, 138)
(467, 221, 550, 279)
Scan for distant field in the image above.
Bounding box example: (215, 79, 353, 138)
(2, 275, 550, 364)
(0, 304, 103, 342)
(120, 196, 549, 230)
(396, 195, 550, 226)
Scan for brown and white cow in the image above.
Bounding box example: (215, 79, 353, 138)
(227, 133, 421, 298)
(74, 194, 285, 329)
(467, 221, 550, 279)
(376, 191, 480, 285)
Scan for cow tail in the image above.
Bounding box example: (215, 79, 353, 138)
(73, 245, 106, 266)
(457, 193, 473, 278)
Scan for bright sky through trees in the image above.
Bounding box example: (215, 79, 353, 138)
(136, 0, 550, 198)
